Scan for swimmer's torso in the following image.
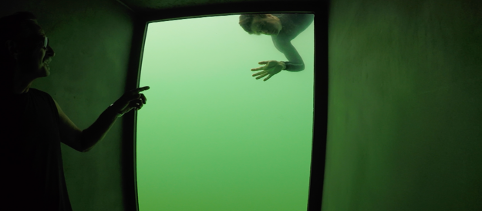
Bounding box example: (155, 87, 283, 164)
(272, 14, 314, 41)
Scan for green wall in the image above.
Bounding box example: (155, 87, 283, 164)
(324, 0, 482, 210)
(137, 15, 315, 211)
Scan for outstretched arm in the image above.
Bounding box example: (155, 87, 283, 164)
(250, 39, 305, 81)
(273, 38, 305, 71)
(54, 98, 118, 152)
(54, 86, 149, 152)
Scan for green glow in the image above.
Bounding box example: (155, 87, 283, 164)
(137, 14, 314, 211)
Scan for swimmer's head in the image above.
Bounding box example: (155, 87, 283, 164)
(239, 14, 282, 36)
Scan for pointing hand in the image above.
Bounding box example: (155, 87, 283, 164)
(112, 86, 150, 116)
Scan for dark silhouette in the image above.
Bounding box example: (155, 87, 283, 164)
(0, 11, 149, 210)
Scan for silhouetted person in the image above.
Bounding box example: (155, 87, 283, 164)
(239, 14, 314, 81)
(0, 11, 149, 210)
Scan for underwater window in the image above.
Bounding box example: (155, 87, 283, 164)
(136, 13, 314, 211)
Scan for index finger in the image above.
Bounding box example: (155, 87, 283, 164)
(132, 86, 150, 93)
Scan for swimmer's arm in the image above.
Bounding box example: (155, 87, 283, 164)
(272, 37, 305, 71)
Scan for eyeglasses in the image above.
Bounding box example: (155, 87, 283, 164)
(22, 35, 49, 49)
(29, 35, 49, 49)
(40, 36, 49, 49)
(8, 35, 49, 51)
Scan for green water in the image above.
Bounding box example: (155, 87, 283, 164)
(137, 14, 314, 211)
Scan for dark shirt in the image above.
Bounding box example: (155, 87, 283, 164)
(1, 88, 72, 211)
(272, 14, 314, 71)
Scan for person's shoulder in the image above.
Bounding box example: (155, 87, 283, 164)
(291, 14, 314, 20)
(28, 88, 58, 108)
(275, 13, 311, 17)
(29, 87, 43, 94)
(29, 88, 51, 97)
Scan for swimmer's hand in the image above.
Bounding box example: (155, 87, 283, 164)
(251, 60, 285, 81)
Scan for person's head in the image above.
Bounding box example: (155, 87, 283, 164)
(239, 14, 282, 35)
(0, 11, 55, 90)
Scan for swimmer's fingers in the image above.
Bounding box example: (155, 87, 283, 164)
(264, 74, 273, 81)
(251, 66, 264, 71)
(255, 72, 269, 80)
(251, 61, 271, 71)
(252, 70, 266, 77)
